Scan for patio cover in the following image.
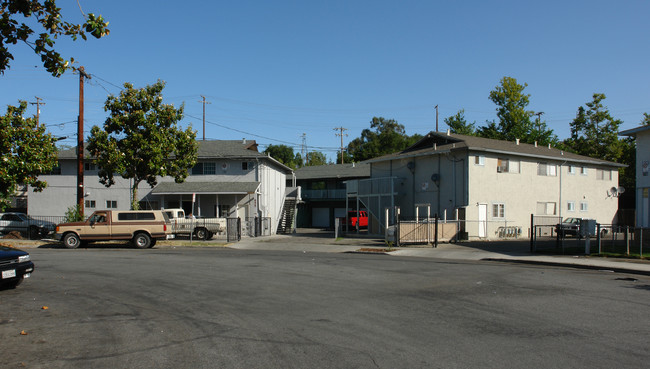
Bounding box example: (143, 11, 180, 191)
(151, 181, 260, 195)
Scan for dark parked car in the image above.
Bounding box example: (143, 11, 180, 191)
(0, 212, 56, 239)
(0, 245, 35, 289)
(556, 217, 581, 237)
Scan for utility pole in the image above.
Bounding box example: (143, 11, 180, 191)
(199, 95, 211, 141)
(535, 111, 545, 132)
(30, 97, 45, 127)
(334, 126, 348, 164)
(77, 66, 90, 215)
(435, 105, 439, 132)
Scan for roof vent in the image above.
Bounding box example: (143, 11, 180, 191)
(534, 141, 538, 147)
(434, 143, 437, 151)
(446, 129, 450, 136)
(548, 143, 551, 149)
(516, 138, 520, 145)
(242, 138, 246, 144)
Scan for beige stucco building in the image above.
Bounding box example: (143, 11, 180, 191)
(348, 132, 624, 240)
(620, 125, 650, 228)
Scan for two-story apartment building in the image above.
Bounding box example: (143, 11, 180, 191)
(27, 139, 294, 234)
(292, 163, 370, 228)
(620, 125, 650, 228)
(346, 131, 625, 240)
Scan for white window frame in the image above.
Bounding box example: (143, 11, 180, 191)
(568, 165, 576, 175)
(85, 200, 96, 209)
(475, 155, 485, 166)
(492, 203, 505, 219)
(497, 158, 509, 173)
(538, 163, 557, 176)
(580, 202, 588, 212)
(567, 201, 575, 212)
(106, 200, 118, 209)
(580, 167, 588, 176)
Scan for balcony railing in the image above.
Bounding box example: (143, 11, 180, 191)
(301, 189, 346, 200)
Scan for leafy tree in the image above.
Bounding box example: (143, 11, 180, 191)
(264, 144, 300, 168)
(0, 101, 58, 210)
(347, 117, 422, 162)
(444, 109, 476, 135)
(635, 112, 647, 129)
(64, 204, 84, 222)
(1, 0, 109, 76)
(87, 81, 198, 210)
(305, 151, 328, 166)
(561, 93, 623, 162)
(481, 76, 557, 145)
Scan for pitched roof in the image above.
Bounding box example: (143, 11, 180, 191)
(294, 163, 371, 180)
(151, 181, 260, 195)
(367, 131, 624, 168)
(620, 125, 650, 136)
(57, 139, 293, 173)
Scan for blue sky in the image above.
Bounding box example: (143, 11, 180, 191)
(2, 0, 649, 161)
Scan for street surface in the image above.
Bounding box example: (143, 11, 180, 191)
(1, 247, 649, 368)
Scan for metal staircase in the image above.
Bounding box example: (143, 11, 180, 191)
(277, 197, 297, 234)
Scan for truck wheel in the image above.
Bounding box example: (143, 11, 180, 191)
(132, 233, 151, 249)
(195, 228, 208, 240)
(149, 239, 157, 248)
(63, 233, 81, 249)
(206, 231, 214, 240)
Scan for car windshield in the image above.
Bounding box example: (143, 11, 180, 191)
(563, 218, 580, 224)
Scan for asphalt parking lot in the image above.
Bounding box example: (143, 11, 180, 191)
(2, 245, 650, 368)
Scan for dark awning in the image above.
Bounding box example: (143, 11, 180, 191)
(150, 181, 260, 195)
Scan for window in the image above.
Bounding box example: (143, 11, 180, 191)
(192, 163, 203, 175)
(106, 200, 117, 209)
(538, 163, 557, 176)
(85, 200, 96, 208)
(568, 165, 576, 175)
(474, 155, 485, 166)
(118, 212, 155, 221)
(497, 158, 509, 173)
(84, 163, 97, 171)
(204, 162, 216, 175)
(492, 203, 505, 218)
(596, 169, 612, 180)
(536, 202, 557, 215)
(580, 167, 588, 176)
(242, 162, 249, 170)
(567, 201, 575, 212)
(580, 202, 588, 212)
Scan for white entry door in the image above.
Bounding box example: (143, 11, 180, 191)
(478, 204, 487, 238)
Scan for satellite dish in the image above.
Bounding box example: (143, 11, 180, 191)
(609, 187, 618, 197)
(617, 186, 625, 194)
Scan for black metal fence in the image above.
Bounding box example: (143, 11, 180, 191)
(531, 221, 650, 258)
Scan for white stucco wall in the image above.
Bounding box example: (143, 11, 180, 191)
(467, 152, 619, 239)
(635, 130, 650, 227)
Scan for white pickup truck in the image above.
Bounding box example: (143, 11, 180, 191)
(162, 209, 225, 240)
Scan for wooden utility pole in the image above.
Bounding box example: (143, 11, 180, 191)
(334, 126, 348, 164)
(435, 105, 439, 132)
(199, 95, 211, 141)
(30, 97, 45, 127)
(77, 66, 90, 215)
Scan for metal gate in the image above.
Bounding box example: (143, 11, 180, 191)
(227, 217, 241, 242)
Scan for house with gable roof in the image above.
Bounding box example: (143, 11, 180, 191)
(345, 131, 625, 240)
(27, 139, 295, 234)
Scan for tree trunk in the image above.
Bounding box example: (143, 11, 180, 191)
(131, 180, 140, 210)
